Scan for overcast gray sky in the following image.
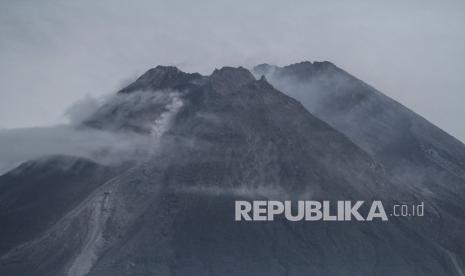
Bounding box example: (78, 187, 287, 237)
(1, 0, 464, 142)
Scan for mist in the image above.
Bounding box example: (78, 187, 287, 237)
(0, 126, 144, 174)
(0, 88, 184, 175)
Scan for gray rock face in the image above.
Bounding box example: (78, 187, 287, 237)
(0, 155, 116, 257)
(0, 64, 464, 275)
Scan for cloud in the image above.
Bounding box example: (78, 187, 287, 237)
(65, 94, 101, 125)
(0, 0, 465, 143)
(0, 89, 184, 175)
(0, 125, 141, 174)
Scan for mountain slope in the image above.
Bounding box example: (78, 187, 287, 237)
(254, 60, 465, 267)
(0, 156, 117, 256)
(253, 61, 465, 176)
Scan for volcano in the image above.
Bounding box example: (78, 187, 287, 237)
(0, 63, 464, 276)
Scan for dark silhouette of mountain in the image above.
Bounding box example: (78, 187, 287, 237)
(0, 64, 463, 275)
(0, 156, 116, 256)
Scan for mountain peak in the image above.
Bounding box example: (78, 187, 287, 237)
(118, 65, 203, 93)
(282, 61, 336, 75)
(253, 63, 278, 77)
(209, 66, 256, 92)
(253, 60, 339, 82)
(210, 66, 255, 82)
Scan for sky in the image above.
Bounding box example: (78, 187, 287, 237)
(0, 0, 464, 142)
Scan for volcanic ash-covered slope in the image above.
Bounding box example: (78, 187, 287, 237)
(0, 156, 117, 256)
(0, 66, 462, 276)
(255, 61, 465, 270)
(254, 61, 465, 179)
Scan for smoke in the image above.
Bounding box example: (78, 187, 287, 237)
(65, 94, 102, 125)
(0, 126, 138, 174)
(255, 65, 413, 155)
(0, 90, 184, 175)
(172, 184, 314, 201)
(150, 95, 183, 139)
